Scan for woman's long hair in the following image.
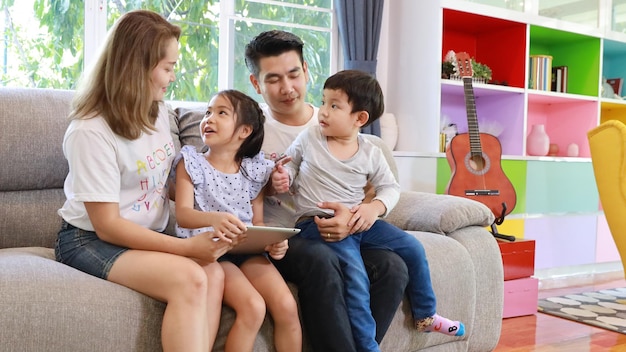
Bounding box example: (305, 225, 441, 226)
(70, 10, 181, 140)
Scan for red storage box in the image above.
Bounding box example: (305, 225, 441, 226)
(497, 239, 535, 281)
(503, 277, 539, 318)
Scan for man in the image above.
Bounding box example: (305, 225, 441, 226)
(244, 30, 409, 352)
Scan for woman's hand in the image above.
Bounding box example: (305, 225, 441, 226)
(265, 239, 289, 260)
(188, 230, 247, 263)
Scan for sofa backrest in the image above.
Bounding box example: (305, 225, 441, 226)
(0, 87, 74, 249)
(0, 88, 400, 250)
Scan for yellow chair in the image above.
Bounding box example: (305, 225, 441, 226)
(588, 120, 626, 276)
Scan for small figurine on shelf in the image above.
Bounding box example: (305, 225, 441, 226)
(548, 143, 559, 157)
(602, 77, 616, 99)
(567, 143, 579, 157)
(442, 50, 457, 79)
(442, 61, 455, 79)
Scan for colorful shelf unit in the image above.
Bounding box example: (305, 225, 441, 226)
(395, 0, 626, 278)
(441, 8, 604, 158)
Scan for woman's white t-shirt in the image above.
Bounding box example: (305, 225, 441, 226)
(58, 103, 175, 232)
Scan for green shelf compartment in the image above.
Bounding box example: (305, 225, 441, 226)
(529, 25, 600, 97)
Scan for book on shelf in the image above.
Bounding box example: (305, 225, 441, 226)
(551, 66, 568, 93)
(607, 78, 623, 96)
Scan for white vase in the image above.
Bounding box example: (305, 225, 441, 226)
(527, 124, 550, 156)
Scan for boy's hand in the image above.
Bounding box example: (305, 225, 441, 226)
(348, 203, 381, 233)
(265, 239, 289, 260)
(271, 161, 291, 194)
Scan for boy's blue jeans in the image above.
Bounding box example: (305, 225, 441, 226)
(297, 218, 436, 352)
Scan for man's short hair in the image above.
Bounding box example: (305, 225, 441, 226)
(244, 30, 305, 77)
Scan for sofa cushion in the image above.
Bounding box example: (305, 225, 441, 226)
(0, 87, 73, 192)
(0, 189, 65, 248)
(0, 247, 164, 352)
(385, 192, 495, 235)
(168, 105, 206, 153)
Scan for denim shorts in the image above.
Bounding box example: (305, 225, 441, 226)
(55, 220, 128, 280)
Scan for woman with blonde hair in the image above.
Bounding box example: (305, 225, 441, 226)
(55, 10, 239, 351)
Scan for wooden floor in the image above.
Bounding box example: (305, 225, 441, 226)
(494, 278, 626, 351)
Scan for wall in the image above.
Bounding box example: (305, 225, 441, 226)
(382, 0, 442, 153)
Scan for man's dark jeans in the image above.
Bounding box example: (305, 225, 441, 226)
(272, 236, 409, 352)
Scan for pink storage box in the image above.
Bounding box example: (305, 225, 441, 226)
(503, 277, 538, 318)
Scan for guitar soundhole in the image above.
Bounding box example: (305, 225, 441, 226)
(464, 153, 491, 176)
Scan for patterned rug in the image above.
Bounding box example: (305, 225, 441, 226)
(537, 287, 626, 334)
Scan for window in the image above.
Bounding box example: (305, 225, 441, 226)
(0, 0, 334, 103)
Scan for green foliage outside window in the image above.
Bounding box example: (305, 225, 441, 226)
(0, 0, 332, 103)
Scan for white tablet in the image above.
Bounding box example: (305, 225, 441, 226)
(228, 225, 301, 254)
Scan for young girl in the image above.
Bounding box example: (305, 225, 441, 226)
(173, 89, 302, 352)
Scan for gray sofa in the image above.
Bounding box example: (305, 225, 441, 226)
(0, 87, 504, 352)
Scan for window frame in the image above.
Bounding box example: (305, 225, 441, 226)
(83, 0, 339, 101)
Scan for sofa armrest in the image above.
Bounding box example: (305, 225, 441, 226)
(385, 191, 495, 235)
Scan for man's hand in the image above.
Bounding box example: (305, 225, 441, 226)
(314, 201, 353, 242)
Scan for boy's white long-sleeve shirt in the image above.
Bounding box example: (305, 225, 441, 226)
(284, 125, 400, 221)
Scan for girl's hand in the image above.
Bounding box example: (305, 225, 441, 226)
(209, 212, 247, 242)
(265, 239, 289, 260)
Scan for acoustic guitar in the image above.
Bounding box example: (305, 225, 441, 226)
(445, 52, 517, 235)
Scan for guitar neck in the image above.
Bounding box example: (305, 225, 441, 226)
(462, 77, 482, 157)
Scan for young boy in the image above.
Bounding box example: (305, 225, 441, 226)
(272, 69, 465, 352)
